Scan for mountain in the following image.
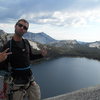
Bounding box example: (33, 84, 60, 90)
(77, 41, 88, 45)
(23, 32, 56, 44)
(0, 29, 6, 35)
(1, 29, 100, 61)
(48, 40, 79, 48)
(23, 32, 80, 49)
(0, 29, 41, 51)
(88, 41, 100, 49)
(0, 29, 8, 47)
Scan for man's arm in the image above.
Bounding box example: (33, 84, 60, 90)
(24, 39, 47, 60)
(28, 43, 47, 60)
(29, 47, 44, 60)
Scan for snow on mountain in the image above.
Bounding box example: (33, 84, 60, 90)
(77, 41, 87, 44)
(49, 40, 78, 48)
(28, 40, 40, 50)
(23, 32, 56, 44)
(88, 41, 100, 49)
(0, 30, 8, 47)
(0, 30, 6, 35)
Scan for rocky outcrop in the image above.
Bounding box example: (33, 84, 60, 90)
(43, 85, 100, 100)
(0, 30, 41, 51)
(0, 30, 13, 47)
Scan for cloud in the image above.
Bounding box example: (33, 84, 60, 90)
(19, 7, 100, 28)
(0, 0, 100, 27)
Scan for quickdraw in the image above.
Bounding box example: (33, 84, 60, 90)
(0, 72, 13, 100)
(0, 79, 8, 99)
(0, 91, 5, 99)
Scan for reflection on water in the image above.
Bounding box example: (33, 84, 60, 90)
(31, 57, 100, 99)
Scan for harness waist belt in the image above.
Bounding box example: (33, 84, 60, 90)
(13, 66, 31, 70)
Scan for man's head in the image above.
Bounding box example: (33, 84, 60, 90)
(15, 19, 29, 37)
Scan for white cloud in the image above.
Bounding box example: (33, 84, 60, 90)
(1, 0, 100, 42)
(0, 23, 14, 33)
(20, 7, 100, 28)
(78, 0, 99, 1)
(0, 6, 7, 11)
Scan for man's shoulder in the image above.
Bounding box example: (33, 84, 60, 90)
(23, 38, 30, 44)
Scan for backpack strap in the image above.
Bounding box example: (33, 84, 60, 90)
(23, 39, 30, 48)
(7, 39, 12, 72)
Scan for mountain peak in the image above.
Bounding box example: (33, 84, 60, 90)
(0, 29, 6, 35)
(23, 32, 56, 44)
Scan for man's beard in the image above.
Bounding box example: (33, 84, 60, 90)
(15, 29, 24, 37)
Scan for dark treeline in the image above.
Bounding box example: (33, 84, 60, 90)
(46, 44, 100, 61)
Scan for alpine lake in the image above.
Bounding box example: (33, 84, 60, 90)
(31, 57, 100, 99)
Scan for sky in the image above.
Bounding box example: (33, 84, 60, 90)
(0, 0, 100, 42)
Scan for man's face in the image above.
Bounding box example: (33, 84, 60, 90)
(15, 21, 29, 37)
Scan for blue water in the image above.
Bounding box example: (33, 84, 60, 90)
(31, 57, 100, 99)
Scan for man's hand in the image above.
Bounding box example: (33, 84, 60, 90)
(41, 46, 47, 57)
(0, 48, 12, 62)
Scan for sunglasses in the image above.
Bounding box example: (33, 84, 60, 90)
(17, 23, 28, 30)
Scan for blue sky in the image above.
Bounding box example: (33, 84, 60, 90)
(0, 0, 100, 42)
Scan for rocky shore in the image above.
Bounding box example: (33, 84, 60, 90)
(43, 85, 100, 100)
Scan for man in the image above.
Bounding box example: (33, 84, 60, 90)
(0, 48, 12, 63)
(0, 19, 47, 100)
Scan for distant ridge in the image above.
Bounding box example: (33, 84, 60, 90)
(0, 29, 6, 35)
(23, 32, 56, 44)
(1, 29, 100, 61)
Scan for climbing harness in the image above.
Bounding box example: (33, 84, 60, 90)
(0, 75, 5, 99)
(0, 39, 33, 100)
(0, 40, 13, 100)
